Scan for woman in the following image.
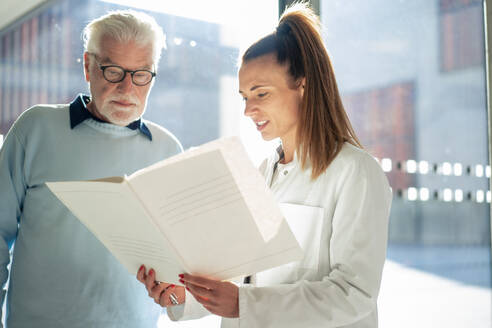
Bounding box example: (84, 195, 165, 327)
(137, 3, 391, 327)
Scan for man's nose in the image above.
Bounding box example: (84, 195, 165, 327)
(117, 72, 133, 92)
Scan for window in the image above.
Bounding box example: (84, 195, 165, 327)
(343, 81, 416, 190)
(440, 0, 484, 71)
(0, 1, 277, 326)
(0, 0, 278, 164)
(321, 1, 490, 326)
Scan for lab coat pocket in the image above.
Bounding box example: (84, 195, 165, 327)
(279, 203, 324, 270)
(255, 203, 325, 286)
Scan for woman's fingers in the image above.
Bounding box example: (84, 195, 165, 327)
(136, 266, 186, 308)
(184, 282, 215, 305)
(159, 285, 186, 307)
(180, 273, 218, 290)
(179, 273, 217, 305)
(136, 264, 146, 283)
(137, 265, 168, 298)
(144, 268, 157, 292)
(179, 273, 239, 318)
(150, 282, 173, 303)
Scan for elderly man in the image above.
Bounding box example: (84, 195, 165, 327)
(0, 10, 182, 327)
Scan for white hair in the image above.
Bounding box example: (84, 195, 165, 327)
(83, 10, 166, 68)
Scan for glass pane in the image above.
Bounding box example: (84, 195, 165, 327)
(0, 0, 278, 164)
(321, 0, 491, 327)
(0, 0, 278, 327)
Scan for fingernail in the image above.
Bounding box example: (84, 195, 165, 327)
(179, 279, 185, 284)
(149, 269, 154, 276)
(185, 287, 190, 291)
(179, 274, 184, 278)
(139, 265, 145, 272)
(170, 284, 175, 288)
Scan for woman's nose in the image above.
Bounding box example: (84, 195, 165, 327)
(243, 101, 256, 117)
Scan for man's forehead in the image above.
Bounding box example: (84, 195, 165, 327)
(96, 41, 154, 68)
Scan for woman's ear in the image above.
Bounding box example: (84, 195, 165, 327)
(299, 77, 306, 98)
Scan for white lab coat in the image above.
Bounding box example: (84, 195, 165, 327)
(168, 142, 392, 327)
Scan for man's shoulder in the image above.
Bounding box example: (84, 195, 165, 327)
(17, 103, 68, 124)
(142, 119, 183, 151)
(25, 103, 68, 114)
(10, 103, 69, 134)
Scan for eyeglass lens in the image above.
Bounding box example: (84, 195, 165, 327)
(103, 66, 153, 85)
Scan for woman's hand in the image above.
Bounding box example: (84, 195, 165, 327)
(136, 265, 185, 307)
(179, 273, 239, 318)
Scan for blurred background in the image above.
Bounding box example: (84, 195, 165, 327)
(0, 0, 490, 326)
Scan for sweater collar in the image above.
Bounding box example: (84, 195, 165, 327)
(69, 94, 152, 141)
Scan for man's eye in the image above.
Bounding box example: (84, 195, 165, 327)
(107, 69, 121, 76)
(258, 92, 268, 98)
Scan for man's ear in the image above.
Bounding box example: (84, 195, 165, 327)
(83, 52, 90, 82)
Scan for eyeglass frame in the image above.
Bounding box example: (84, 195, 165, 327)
(88, 53, 156, 86)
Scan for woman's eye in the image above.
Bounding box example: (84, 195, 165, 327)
(258, 92, 268, 98)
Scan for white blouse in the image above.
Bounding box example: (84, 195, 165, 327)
(169, 142, 392, 328)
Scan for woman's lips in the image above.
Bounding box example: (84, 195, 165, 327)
(256, 120, 269, 131)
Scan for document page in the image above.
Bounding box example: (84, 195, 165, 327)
(46, 180, 185, 284)
(47, 137, 303, 284)
(128, 137, 303, 280)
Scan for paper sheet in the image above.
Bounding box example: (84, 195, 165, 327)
(47, 137, 303, 283)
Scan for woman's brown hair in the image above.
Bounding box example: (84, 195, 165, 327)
(242, 2, 362, 179)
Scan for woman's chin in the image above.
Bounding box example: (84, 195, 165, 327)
(260, 135, 275, 141)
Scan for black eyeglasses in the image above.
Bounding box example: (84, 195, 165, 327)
(90, 54, 156, 86)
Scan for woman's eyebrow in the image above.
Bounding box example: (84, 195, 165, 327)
(250, 85, 266, 91)
(239, 84, 269, 94)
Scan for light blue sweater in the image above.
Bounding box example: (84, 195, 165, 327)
(0, 102, 182, 327)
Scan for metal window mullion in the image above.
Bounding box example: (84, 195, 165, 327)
(483, 0, 492, 300)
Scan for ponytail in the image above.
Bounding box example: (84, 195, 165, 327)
(242, 2, 362, 180)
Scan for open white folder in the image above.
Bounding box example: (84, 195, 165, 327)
(46, 137, 303, 285)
